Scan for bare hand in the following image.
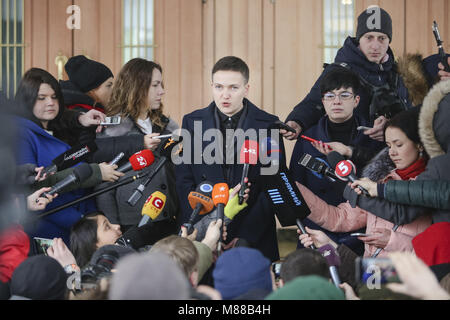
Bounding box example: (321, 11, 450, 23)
(78, 109, 106, 128)
(231, 178, 251, 203)
(387, 252, 450, 300)
(99, 162, 125, 182)
(143, 133, 162, 151)
(298, 226, 338, 249)
(201, 219, 225, 251)
(359, 228, 390, 248)
(27, 187, 57, 211)
(180, 225, 198, 241)
(47, 238, 78, 269)
(339, 282, 360, 300)
(311, 140, 334, 156)
(438, 57, 450, 82)
(280, 121, 301, 140)
(34, 166, 49, 182)
(350, 178, 378, 197)
(364, 116, 387, 142)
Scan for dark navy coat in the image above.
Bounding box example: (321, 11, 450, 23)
(286, 36, 412, 131)
(175, 99, 286, 261)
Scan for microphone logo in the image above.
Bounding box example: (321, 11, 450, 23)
(334, 160, 355, 181)
(143, 191, 166, 219)
(136, 155, 148, 167)
(199, 183, 213, 194)
(268, 189, 284, 204)
(164, 138, 176, 150)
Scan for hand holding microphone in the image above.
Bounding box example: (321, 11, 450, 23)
(326, 151, 369, 196)
(42, 163, 93, 197)
(238, 140, 259, 205)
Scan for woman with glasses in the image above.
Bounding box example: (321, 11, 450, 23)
(290, 68, 384, 255)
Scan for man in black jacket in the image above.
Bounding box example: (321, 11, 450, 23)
(175, 56, 287, 262)
(282, 6, 412, 143)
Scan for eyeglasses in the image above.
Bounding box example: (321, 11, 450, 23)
(323, 91, 355, 101)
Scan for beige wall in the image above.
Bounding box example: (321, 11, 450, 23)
(24, 0, 450, 152)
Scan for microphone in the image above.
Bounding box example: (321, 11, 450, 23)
(126, 137, 182, 206)
(42, 141, 98, 175)
(138, 191, 167, 227)
(109, 152, 125, 166)
(238, 140, 259, 204)
(117, 149, 155, 173)
(42, 163, 93, 197)
(180, 181, 215, 235)
(318, 244, 342, 288)
(212, 183, 229, 253)
(298, 153, 337, 182)
(326, 151, 369, 196)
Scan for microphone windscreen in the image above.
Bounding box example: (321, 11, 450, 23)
(196, 181, 213, 197)
(188, 191, 214, 215)
(73, 163, 93, 182)
(318, 244, 341, 267)
(129, 150, 155, 171)
(142, 191, 166, 220)
(239, 140, 259, 165)
(326, 151, 344, 168)
(212, 183, 229, 206)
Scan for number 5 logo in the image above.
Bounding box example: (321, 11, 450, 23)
(335, 160, 354, 181)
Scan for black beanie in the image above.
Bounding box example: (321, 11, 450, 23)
(10, 255, 68, 300)
(356, 7, 392, 43)
(65, 55, 113, 93)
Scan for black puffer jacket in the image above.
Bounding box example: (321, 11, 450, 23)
(346, 80, 450, 224)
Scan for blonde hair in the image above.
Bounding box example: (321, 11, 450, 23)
(106, 58, 166, 129)
(150, 236, 199, 277)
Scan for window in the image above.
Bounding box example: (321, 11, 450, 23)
(0, 0, 24, 98)
(323, 0, 354, 64)
(123, 0, 155, 64)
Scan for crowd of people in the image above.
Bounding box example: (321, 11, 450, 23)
(0, 6, 449, 301)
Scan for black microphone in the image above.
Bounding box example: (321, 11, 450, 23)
(326, 151, 369, 196)
(127, 137, 183, 206)
(42, 163, 92, 197)
(298, 153, 337, 182)
(42, 141, 98, 175)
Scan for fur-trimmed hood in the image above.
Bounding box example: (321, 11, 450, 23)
(397, 54, 430, 107)
(361, 147, 395, 182)
(419, 80, 450, 158)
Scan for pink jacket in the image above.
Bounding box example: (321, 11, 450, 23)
(296, 171, 432, 257)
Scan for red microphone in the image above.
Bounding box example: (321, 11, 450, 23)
(213, 183, 229, 254)
(117, 150, 155, 173)
(238, 140, 259, 204)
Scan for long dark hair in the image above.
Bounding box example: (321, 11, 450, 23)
(70, 212, 104, 268)
(15, 68, 65, 129)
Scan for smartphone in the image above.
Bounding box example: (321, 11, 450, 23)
(151, 134, 173, 140)
(33, 237, 54, 255)
(357, 126, 372, 131)
(355, 257, 400, 285)
(273, 120, 296, 134)
(350, 233, 371, 237)
(100, 116, 121, 126)
(300, 135, 333, 150)
(271, 261, 283, 279)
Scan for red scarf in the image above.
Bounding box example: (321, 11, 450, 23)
(395, 157, 427, 180)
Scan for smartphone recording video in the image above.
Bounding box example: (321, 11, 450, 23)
(33, 237, 54, 256)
